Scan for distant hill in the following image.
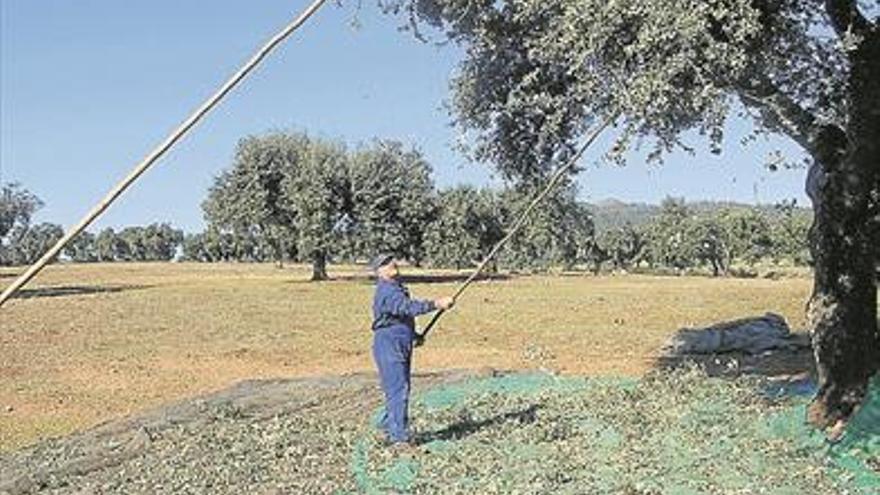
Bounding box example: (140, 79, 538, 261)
(585, 198, 812, 233)
(584, 200, 659, 232)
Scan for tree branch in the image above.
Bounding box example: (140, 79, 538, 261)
(825, 0, 874, 38)
(738, 76, 819, 153)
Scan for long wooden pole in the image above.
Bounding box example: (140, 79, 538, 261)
(418, 117, 614, 341)
(0, 0, 328, 308)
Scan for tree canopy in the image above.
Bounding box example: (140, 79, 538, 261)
(396, 0, 860, 175)
(347, 141, 436, 265)
(394, 0, 879, 428)
(203, 133, 303, 265)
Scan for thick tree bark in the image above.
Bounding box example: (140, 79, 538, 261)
(804, 23, 880, 428)
(805, 132, 879, 428)
(310, 250, 328, 281)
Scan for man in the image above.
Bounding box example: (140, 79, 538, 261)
(370, 253, 454, 447)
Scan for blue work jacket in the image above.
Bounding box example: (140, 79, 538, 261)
(372, 278, 436, 334)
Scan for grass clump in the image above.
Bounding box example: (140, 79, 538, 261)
(354, 369, 879, 494)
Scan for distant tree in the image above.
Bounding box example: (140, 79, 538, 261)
(718, 208, 774, 266)
(771, 200, 812, 265)
(424, 186, 503, 269)
(181, 233, 208, 262)
(644, 198, 693, 271)
(686, 215, 730, 276)
(140, 223, 183, 261)
(202, 228, 237, 262)
(96, 228, 130, 261)
(581, 240, 610, 274)
(282, 137, 349, 281)
(570, 203, 600, 271)
(204, 133, 302, 267)
(0, 183, 41, 239)
(0, 183, 43, 265)
(204, 131, 447, 278)
(64, 231, 97, 262)
(118, 227, 148, 261)
(589, 199, 814, 272)
(11, 223, 64, 265)
(233, 230, 262, 262)
(500, 185, 593, 271)
(599, 222, 646, 271)
(346, 141, 436, 265)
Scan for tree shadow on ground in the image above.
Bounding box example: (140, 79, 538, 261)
(12, 284, 151, 300)
(414, 404, 541, 445)
(652, 343, 816, 382)
(287, 273, 512, 285)
(398, 273, 512, 285)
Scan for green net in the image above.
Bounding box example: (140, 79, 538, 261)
(828, 375, 880, 491)
(351, 370, 879, 494)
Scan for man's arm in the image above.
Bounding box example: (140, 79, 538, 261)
(384, 287, 455, 317)
(385, 286, 436, 317)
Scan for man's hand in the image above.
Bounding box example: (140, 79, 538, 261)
(434, 296, 455, 310)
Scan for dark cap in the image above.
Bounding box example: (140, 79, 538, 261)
(369, 253, 394, 271)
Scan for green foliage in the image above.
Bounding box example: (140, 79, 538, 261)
(95, 228, 124, 262)
(0, 182, 44, 265)
(203, 133, 304, 265)
(400, 0, 845, 176)
(389, 0, 870, 280)
(423, 183, 594, 271)
(0, 183, 42, 239)
(282, 137, 349, 280)
(499, 185, 594, 271)
(598, 222, 645, 270)
(112, 224, 182, 262)
(202, 133, 437, 278)
(118, 227, 148, 261)
(201, 228, 239, 262)
(770, 199, 812, 265)
(64, 231, 98, 263)
(181, 232, 210, 262)
(717, 208, 773, 265)
(643, 197, 694, 270)
(72, 224, 184, 262)
(7, 222, 64, 265)
(423, 186, 502, 269)
(587, 197, 813, 275)
(685, 214, 731, 276)
(347, 141, 436, 264)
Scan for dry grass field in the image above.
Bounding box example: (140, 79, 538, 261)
(0, 262, 813, 452)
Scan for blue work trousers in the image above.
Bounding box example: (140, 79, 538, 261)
(372, 326, 413, 443)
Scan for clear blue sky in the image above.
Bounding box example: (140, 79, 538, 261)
(1, 0, 811, 233)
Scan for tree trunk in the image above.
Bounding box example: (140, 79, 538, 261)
(310, 250, 328, 281)
(804, 28, 880, 429)
(805, 135, 879, 428)
(487, 259, 499, 274)
(275, 247, 284, 269)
